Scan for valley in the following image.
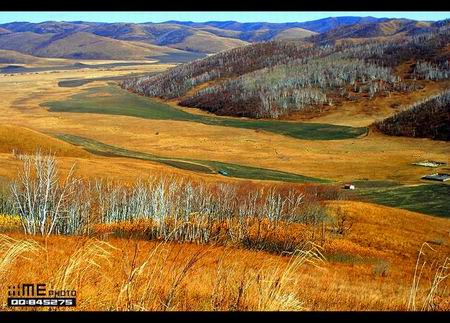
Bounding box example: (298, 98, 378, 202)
(0, 57, 448, 207)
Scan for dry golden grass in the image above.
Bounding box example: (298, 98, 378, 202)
(0, 200, 448, 311)
(0, 125, 89, 157)
(0, 233, 324, 311)
(324, 201, 450, 262)
(0, 152, 231, 184)
(170, 30, 249, 53)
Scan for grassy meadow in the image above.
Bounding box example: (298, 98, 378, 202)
(43, 85, 368, 141)
(357, 184, 450, 218)
(56, 133, 329, 183)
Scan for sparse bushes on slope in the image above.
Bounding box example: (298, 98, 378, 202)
(375, 89, 450, 140)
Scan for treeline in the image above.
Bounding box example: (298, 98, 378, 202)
(122, 27, 450, 119)
(1, 152, 346, 253)
(374, 89, 450, 141)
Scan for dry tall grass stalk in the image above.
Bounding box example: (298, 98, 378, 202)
(0, 233, 329, 311)
(0, 234, 41, 276)
(408, 242, 450, 311)
(203, 242, 327, 311)
(422, 257, 450, 310)
(51, 239, 117, 292)
(114, 223, 210, 311)
(253, 242, 327, 311)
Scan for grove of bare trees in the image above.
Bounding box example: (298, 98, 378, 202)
(1, 152, 345, 253)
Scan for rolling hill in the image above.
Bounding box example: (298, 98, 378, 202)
(0, 27, 10, 35)
(165, 17, 382, 36)
(273, 28, 318, 40)
(86, 23, 249, 53)
(122, 26, 450, 119)
(0, 49, 50, 65)
(0, 21, 250, 56)
(0, 125, 89, 157)
(0, 30, 193, 60)
(163, 30, 249, 53)
(311, 19, 437, 44)
(0, 17, 395, 60)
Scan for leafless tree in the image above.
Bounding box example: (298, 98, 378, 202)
(11, 151, 80, 236)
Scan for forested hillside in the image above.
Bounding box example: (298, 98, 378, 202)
(122, 26, 450, 118)
(375, 89, 450, 140)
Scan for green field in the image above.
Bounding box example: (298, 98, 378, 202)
(56, 134, 329, 184)
(357, 184, 450, 218)
(349, 180, 402, 189)
(44, 85, 367, 141)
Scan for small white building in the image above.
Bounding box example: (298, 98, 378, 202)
(343, 184, 356, 190)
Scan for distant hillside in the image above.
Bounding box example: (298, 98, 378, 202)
(0, 49, 57, 65)
(166, 31, 249, 53)
(166, 17, 382, 34)
(311, 19, 435, 44)
(0, 30, 193, 60)
(0, 22, 249, 57)
(375, 90, 450, 141)
(296, 16, 384, 33)
(0, 32, 54, 54)
(0, 17, 448, 62)
(0, 21, 88, 34)
(0, 17, 389, 57)
(272, 28, 318, 40)
(122, 27, 450, 119)
(31, 32, 177, 60)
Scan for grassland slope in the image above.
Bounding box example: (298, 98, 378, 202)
(0, 125, 89, 157)
(0, 31, 198, 61)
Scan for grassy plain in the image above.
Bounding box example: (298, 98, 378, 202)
(56, 133, 328, 183)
